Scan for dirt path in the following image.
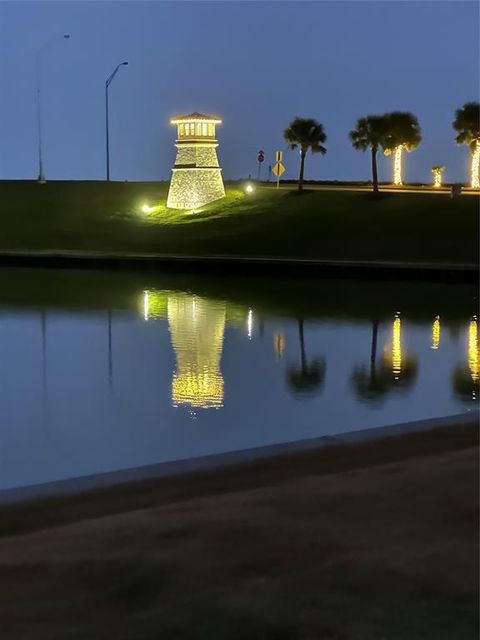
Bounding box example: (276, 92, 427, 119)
(0, 421, 477, 640)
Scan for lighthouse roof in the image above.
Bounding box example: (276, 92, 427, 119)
(171, 112, 222, 124)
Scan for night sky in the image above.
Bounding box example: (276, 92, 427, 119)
(1, 1, 478, 183)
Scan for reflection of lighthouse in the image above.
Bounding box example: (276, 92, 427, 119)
(168, 293, 226, 409)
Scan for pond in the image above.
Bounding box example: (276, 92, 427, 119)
(0, 268, 477, 499)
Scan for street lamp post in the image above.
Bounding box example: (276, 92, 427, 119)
(105, 61, 128, 181)
(36, 34, 70, 183)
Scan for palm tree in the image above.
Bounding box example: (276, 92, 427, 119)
(431, 165, 445, 188)
(452, 365, 479, 402)
(284, 118, 327, 192)
(349, 116, 387, 193)
(382, 112, 422, 185)
(453, 102, 480, 188)
(286, 319, 326, 395)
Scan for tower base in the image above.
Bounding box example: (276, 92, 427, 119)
(167, 169, 225, 210)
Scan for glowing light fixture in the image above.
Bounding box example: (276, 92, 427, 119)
(245, 183, 254, 194)
(431, 316, 440, 350)
(431, 166, 444, 188)
(141, 203, 154, 213)
(167, 112, 225, 210)
(471, 142, 480, 189)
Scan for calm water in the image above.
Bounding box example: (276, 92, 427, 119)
(0, 268, 477, 497)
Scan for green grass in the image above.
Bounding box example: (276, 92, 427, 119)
(0, 180, 478, 264)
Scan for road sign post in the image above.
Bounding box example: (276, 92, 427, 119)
(257, 149, 265, 181)
(272, 151, 285, 188)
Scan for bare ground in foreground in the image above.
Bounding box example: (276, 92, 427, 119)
(0, 420, 478, 640)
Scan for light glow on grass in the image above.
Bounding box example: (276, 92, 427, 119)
(245, 183, 254, 194)
(141, 203, 155, 214)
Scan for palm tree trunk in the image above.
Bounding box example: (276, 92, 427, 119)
(298, 150, 306, 192)
(369, 319, 379, 382)
(298, 318, 306, 372)
(371, 147, 379, 193)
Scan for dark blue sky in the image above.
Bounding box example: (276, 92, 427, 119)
(0, 1, 478, 183)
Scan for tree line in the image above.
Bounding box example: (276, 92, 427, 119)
(283, 102, 480, 192)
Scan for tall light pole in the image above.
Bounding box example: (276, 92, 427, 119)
(36, 34, 70, 183)
(105, 61, 128, 181)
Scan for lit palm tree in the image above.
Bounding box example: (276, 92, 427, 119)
(286, 319, 326, 395)
(382, 112, 422, 185)
(431, 165, 445, 188)
(349, 116, 388, 193)
(284, 117, 327, 192)
(453, 102, 480, 188)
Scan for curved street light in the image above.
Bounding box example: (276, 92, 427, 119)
(36, 34, 70, 182)
(105, 61, 128, 181)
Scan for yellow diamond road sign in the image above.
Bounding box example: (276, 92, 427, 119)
(272, 161, 285, 177)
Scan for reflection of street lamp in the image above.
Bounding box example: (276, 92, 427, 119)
(105, 61, 128, 181)
(36, 34, 71, 182)
(247, 308, 253, 339)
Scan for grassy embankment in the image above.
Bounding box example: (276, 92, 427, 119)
(0, 180, 478, 264)
(0, 420, 477, 640)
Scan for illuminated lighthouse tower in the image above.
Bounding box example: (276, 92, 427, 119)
(167, 112, 225, 210)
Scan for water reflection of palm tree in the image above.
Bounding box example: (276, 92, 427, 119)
(287, 319, 325, 396)
(351, 320, 390, 402)
(352, 316, 418, 403)
(452, 366, 478, 402)
(107, 310, 113, 392)
(452, 318, 479, 402)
